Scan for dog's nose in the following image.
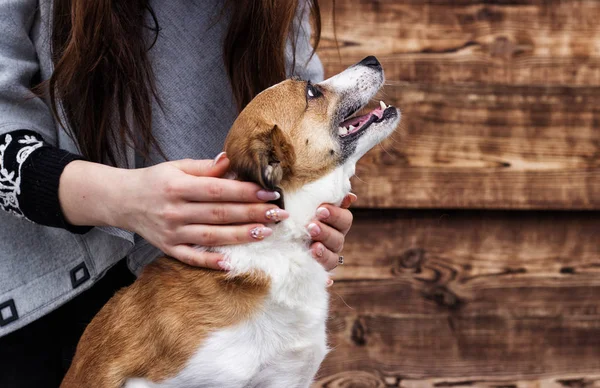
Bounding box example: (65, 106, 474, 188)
(358, 56, 382, 70)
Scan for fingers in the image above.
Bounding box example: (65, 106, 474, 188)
(315, 205, 353, 236)
(171, 152, 230, 178)
(308, 221, 344, 254)
(340, 193, 358, 209)
(179, 177, 280, 203)
(179, 203, 289, 225)
(168, 245, 225, 270)
(310, 242, 341, 271)
(176, 224, 273, 246)
(171, 154, 281, 203)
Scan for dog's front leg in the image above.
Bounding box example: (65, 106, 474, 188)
(250, 342, 328, 388)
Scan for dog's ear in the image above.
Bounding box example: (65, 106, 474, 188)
(226, 123, 296, 193)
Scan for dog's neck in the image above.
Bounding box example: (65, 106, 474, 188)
(215, 165, 354, 304)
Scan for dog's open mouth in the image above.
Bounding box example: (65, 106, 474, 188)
(337, 101, 396, 138)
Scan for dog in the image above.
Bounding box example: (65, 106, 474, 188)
(61, 56, 400, 388)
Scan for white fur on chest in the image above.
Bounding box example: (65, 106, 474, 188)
(125, 168, 351, 388)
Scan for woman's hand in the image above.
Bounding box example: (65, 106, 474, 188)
(59, 154, 287, 270)
(307, 194, 356, 275)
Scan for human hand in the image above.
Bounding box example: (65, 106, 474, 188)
(307, 194, 356, 282)
(110, 153, 287, 269)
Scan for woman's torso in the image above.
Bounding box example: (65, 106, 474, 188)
(0, 0, 323, 336)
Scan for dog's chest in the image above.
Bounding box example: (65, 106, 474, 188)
(131, 260, 330, 388)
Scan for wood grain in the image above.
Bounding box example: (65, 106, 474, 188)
(319, 0, 600, 86)
(316, 0, 600, 209)
(313, 210, 600, 384)
(315, 373, 600, 388)
(351, 84, 600, 209)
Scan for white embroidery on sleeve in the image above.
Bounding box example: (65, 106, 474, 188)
(0, 134, 44, 217)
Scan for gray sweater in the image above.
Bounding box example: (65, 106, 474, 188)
(0, 0, 323, 336)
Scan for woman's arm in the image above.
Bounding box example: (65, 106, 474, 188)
(59, 154, 284, 269)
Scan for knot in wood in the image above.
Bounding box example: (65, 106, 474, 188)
(351, 318, 368, 346)
(424, 286, 462, 310)
(399, 248, 426, 269)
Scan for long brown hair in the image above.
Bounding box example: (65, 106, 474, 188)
(47, 0, 321, 165)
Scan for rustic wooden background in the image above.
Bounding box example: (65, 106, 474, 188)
(314, 1, 600, 386)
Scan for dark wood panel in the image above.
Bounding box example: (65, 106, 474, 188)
(315, 372, 600, 387)
(336, 209, 600, 282)
(351, 84, 599, 209)
(319, 0, 600, 86)
(317, 0, 600, 209)
(313, 211, 600, 384)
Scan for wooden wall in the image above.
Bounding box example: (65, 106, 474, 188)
(314, 1, 600, 386)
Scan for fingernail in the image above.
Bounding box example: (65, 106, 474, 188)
(257, 190, 281, 201)
(211, 152, 227, 167)
(313, 244, 325, 259)
(217, 261, 232, 271)
(265, 208, 289, 222)
(326, 278, 334, 287)
(250, 226, 273, 240)
(316, 207, 330, 220)
(307, 223, 321, 237)
(349, 193, 358, 203)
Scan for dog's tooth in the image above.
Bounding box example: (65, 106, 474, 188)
(380, 101, 387, 110)
(348, 125, 356, 132)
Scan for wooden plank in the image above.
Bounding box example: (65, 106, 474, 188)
(314, 373, 600, 387)
(316, 0, 600, 209)
(336, 209, 600, 283)
(318, 0, 600, 86)
(313, 210, 600, 382)
(350, 84, 599, 209)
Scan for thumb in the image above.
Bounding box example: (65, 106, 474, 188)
(173, 152, 230, 178)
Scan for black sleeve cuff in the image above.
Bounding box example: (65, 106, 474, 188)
(1, 130, 93, 234)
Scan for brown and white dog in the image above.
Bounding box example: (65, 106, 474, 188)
(61, 56, 400, 388)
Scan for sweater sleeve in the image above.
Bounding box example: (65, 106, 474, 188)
(0, 130, 92, 234)
(0, 2, 91, 233)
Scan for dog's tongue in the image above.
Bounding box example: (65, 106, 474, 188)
(340, 105, 385, 129)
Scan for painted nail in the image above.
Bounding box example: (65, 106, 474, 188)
(257, 190, 281, 201)
(217, 261, 232, 271)
(265, 208, 289, 222)
(326, 278, 334, 287)
(316, 207, 330, 220)
(313, 244, 325, 259)
(307, 223, 321, 237)
(211, 152, 227, 167)
(250, 226, 273, 240)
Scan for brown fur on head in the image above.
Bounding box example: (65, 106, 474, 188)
(225, 57, 401, 205)
(225, 79, 341, 194)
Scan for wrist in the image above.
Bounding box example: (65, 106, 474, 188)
(59, 160, 135, 229)
(103, 167, 142, 231)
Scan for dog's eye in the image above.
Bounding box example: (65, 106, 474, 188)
(307, 83, 322, 99)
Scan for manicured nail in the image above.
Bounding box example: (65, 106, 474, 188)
(257, 190, 281, 201)
(313, 244, 325, 259)
(307, 223, 321, 237)
(217, 261, 232, 271)
(326, 278, 334, 287)
(348, 193, 358, 203)
(211, 152, 227, 167)
(316, 207, 330, 220)
(265, 208, 289, 222)
(250, 226, 273, 240)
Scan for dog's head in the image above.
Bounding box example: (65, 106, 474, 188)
(225, 56, 400, 207)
